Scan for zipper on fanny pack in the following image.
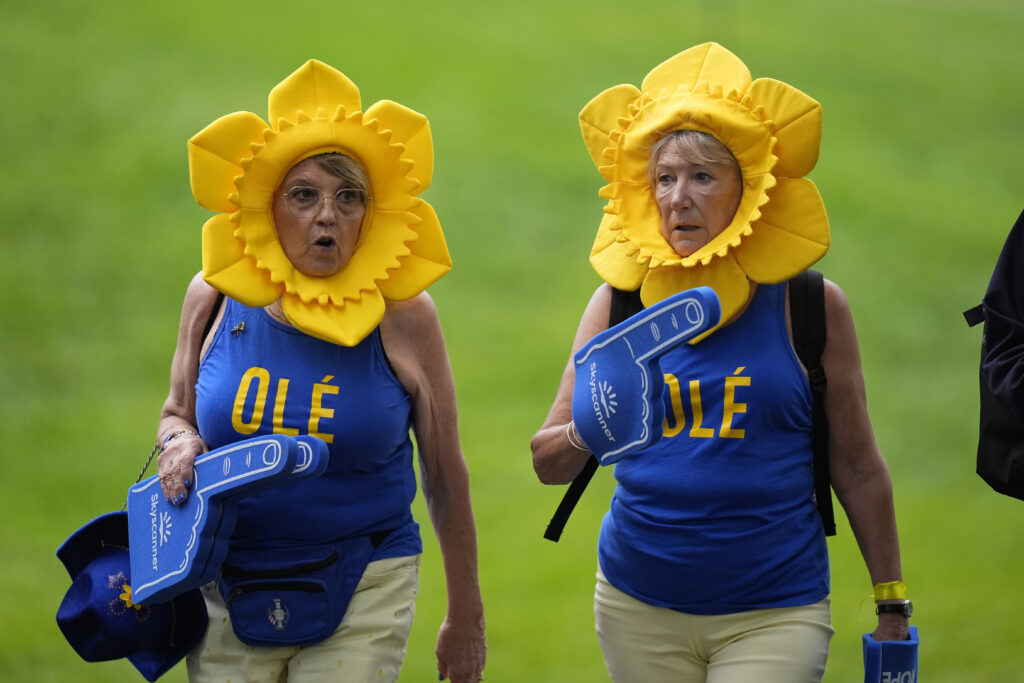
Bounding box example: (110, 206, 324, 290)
(221, 551, 339, 579)
(225, 580, 325, 605)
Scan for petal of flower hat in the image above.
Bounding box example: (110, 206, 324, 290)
(281, 288, 386, 347)
(590, 209, 618, 255)
(640, 43, 751, 98)
(732, 177, 830, 283)
(580, 84, 641, 178)
(590, 215, 649, 292)
(378, 201, 452, 301)
(188, 112, 270, 213)
(364, 100, 434, 193)
(641, 255, 751, 335)
(268, 60, 361, 129)
(201, 213, 281, 306)
(615, 184, 678, 260)
(746, 78, 822, 178)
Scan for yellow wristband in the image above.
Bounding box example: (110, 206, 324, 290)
(873, 581, 908, 602)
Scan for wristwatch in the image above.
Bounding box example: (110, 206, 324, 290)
(875, 600, 913, 618)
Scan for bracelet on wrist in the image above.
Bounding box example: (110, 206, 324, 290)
(873, 580, 908, 602)
(159, 427, 199, 453)
(565, 421, 590, 452)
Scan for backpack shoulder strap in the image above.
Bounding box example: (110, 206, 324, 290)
(544, 287, 641, 542)
(203, 292, 226, 341)
(788, 269, 836, 536)
(608, 286, 644, 325)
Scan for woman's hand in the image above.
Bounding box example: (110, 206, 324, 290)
(436, 614, 487, 682)
(157, 429, 206, 505)
(871, 614, 910, 641)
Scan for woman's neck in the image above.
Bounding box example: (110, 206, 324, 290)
(264, 299, 291, 326)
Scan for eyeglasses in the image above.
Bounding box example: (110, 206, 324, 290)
(281, 186, 368, 218)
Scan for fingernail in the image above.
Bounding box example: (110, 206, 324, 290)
(183, 477, 191, 488)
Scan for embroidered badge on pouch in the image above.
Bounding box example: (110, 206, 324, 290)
(268, 598, 289, 630)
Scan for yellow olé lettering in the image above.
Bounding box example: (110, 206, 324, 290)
(272, 379, 300, 436)
(720, 366, 750, 439)
(662, 373, 686, 437)
(688, 380, 715, 438)
(309, 375, 338, 444)
(232, 367, 270, 434)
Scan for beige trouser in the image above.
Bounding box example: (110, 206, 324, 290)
(187, 554, 420, 683)
(595, 568, 834, 683)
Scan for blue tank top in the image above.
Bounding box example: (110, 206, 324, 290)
(195, 298, 421, 558)
(598, 282, 829, 614)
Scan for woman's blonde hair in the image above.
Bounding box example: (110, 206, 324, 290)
(648, 130, 740, 186)
(311, 152, 371, 200)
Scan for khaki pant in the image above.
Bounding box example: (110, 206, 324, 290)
(188, 554, 420, 683)
(595, 568, 834, 683)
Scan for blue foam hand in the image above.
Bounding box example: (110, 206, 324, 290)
(186, 434, 330, 590)
(127, 434, 329, 605)
(571, 286, 721, 465)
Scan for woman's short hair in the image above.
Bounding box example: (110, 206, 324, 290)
(311, 152, 371, 200)
(648, 130, 741, 186)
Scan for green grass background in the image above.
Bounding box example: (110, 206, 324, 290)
(3, 0, 1023, 680)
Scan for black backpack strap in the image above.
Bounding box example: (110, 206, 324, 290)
(543, 457, 599, 542)
(608, 286, 644, 325)
(544, 288, 643, 542)
(789, 269, 836, 536)
(203, 291, 226, 340)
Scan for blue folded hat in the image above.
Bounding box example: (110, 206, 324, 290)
(571, 286, 721, 464)
(56, 510, 207, 682)
(127, 434, 328, 605)
(863, 626, 919, 682)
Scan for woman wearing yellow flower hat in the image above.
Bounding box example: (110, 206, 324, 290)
(154, 61, 485, 682)
(531, 43, 909, 681)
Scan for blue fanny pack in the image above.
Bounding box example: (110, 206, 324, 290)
(217, 530, 391, 647)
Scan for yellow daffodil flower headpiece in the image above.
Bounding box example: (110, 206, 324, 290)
(188, 60, 452, 346)
(580, 42, 830, 330)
